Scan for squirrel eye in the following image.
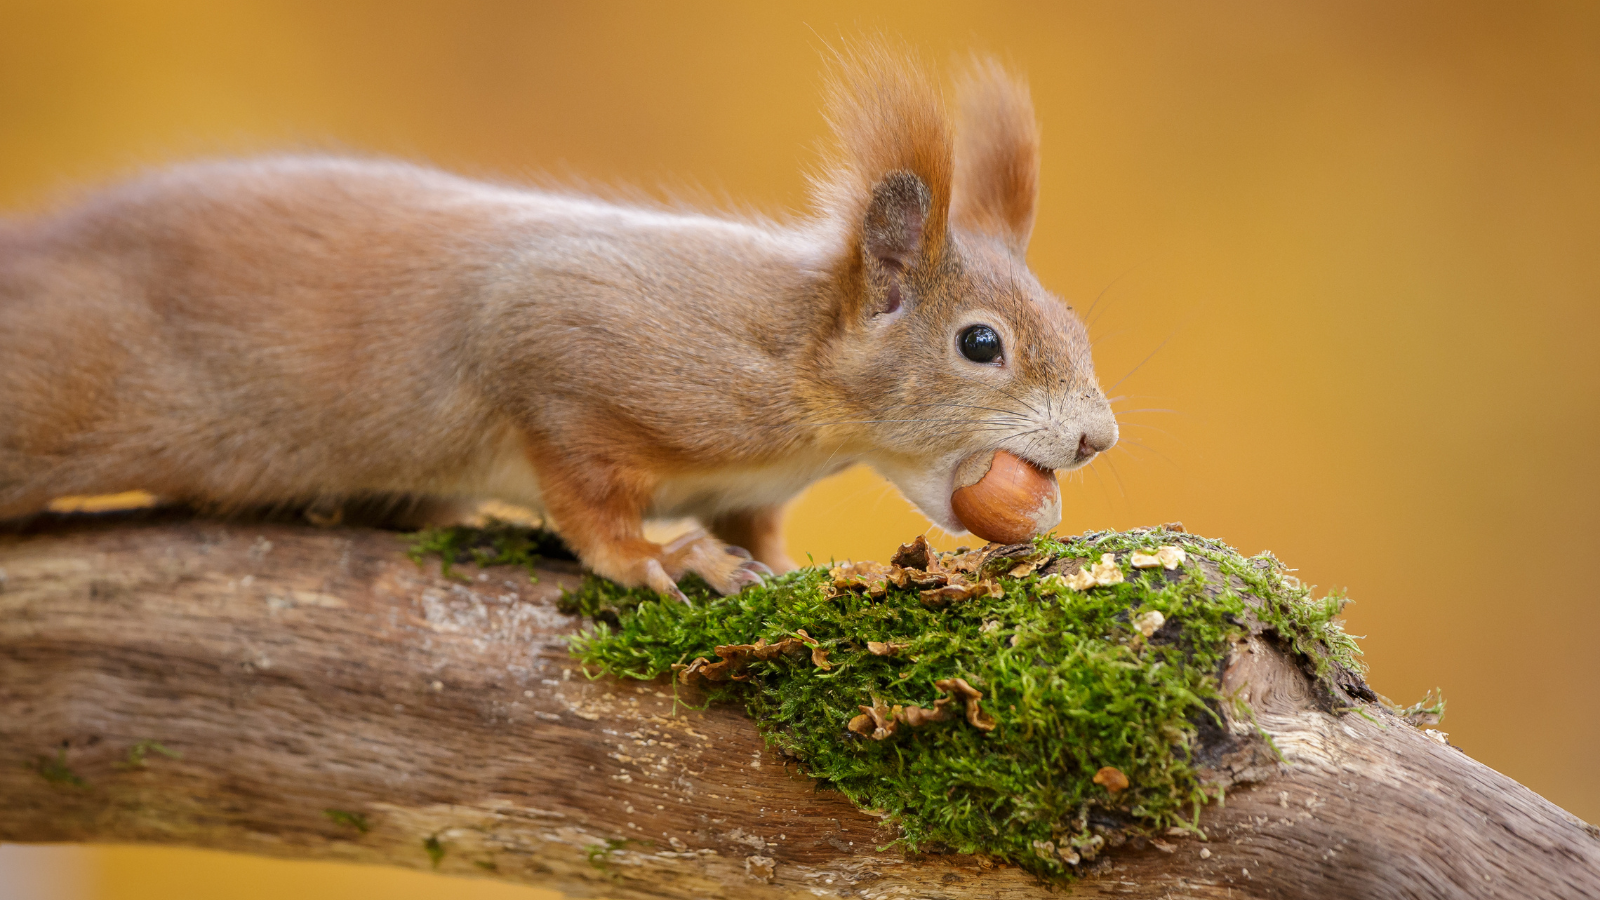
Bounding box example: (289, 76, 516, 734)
(959, 324, 1003, 364)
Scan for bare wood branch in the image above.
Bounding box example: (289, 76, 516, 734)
(2, 516, 1597, 899)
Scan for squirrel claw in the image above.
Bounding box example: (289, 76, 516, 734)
(724, 544, 754, 560)
(643, 558, 688, 602)
(726, 561, 770, 592)
(726, 560, 773, 593)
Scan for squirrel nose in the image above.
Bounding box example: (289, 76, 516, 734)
(1077, 430, 1113, 461)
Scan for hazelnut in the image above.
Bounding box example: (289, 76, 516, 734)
(950, 449, 1061, 545)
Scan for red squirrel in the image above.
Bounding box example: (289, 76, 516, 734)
(0, 47, 1117, 600)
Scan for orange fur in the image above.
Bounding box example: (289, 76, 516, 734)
(951, 57, 1041, 253)
(0, 47, 1117, 598)
(709, 506, 795, 574)
(811, 41, 954, 262)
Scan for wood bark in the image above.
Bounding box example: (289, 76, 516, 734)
(2, 514, 1597, 899)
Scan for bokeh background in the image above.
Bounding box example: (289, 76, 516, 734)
(3, 2, 1597, 897)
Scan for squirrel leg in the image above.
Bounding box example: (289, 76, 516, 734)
(529, 445, 767, 600)
(707, 506, 798, 574)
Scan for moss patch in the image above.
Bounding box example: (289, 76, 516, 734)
(323, 808, 370, 833)
(29, 745, 87, 789)
(405, 519, 573, 582)
(116, 740, 181, 770)
(410, 524, 1365, 880)
(422, 833, 445, 868)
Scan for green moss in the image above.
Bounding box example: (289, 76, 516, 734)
(423, 834, 445, 868)
(1396, 688, 1446, 725)
(323, 808, 370, 833)
(408, 523, 1365, 881)
(116, 740, 181, 770)
(29, 746, 87, 788)
(404, 519, 572, 582)
(584, 838, 644, 875)
(1204, 546, 1365, 680)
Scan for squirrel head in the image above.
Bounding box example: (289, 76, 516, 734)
(807, 47, 1117, 533)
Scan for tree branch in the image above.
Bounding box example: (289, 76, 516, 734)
(2, 515, 1596, 898)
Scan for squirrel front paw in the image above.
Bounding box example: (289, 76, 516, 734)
(659, 529, 772, 599)
(615, 531, 770, 603)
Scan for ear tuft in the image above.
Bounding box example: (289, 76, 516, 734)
(951, 56, 1040, 254)
(811, 40, 953, 263)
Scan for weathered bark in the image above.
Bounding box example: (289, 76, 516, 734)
(1, 514, 1597, 899)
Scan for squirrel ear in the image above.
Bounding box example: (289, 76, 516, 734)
(862, 170, 932, 274)
(951, 57, 1039, 255)
(813, 41, 954, 269)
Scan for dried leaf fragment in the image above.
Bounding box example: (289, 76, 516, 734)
(980, 542, 1048, 576)
(678, 656, 746, 684)
(679, 631, 830, 684)
(849, 696, 956, 739)
(1062, 554, 1126, 589)
(1133, 609, 1166, 638)
(827, 560, 893, 596)
(1056, 553, 1125, 590)
(919, 578, 1002, 607)
(1129, 549, 1161, 568)
(899, 700, 953, 727)
(1132, 545, 1188, 570)
(851, 701, 899, 740)
(901, 567, 948, 589)
(940, 547, 989, 574)
(1156, 546, 1186, 568)
(810, 647, 832, 670)
(935, 676, 997, 731)
(1089, 553, 1125, 585)
(829, 561, 890, 582)
(890, 535, 936, 570)
(866, 640, 910, 656)
(1063, 568, 1096, 591)
(1093, 765, 1130, 793)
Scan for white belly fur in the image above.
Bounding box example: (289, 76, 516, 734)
(649, 454, 856, 520)
(462, 432, 853, 523)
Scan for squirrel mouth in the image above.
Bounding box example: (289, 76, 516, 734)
(950, 448, 1056, 492)
(1018, 454, 1056, 476)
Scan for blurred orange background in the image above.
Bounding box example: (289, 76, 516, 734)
(3, 2, 1597, 898)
